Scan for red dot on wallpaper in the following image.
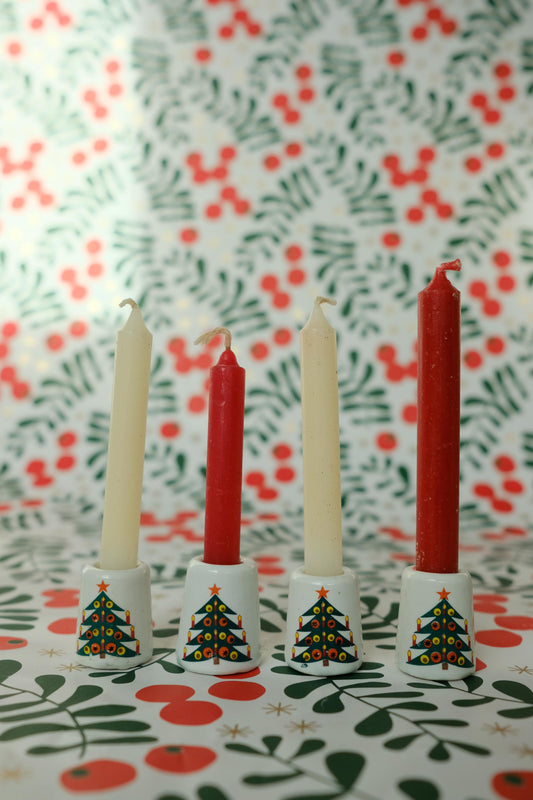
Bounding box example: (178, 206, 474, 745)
(48, 617, 78, 635)
(475, 629, 522, 647)
(208, 681, 265, 701)
(494, 615, 533, 631)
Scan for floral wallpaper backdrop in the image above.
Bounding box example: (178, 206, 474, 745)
(0, 0, 532, 551)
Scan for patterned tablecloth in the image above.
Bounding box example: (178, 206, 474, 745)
(0, 0, 533, 798)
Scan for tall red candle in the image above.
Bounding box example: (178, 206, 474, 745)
(416, 259, 461, 574)
(199, 328, 245, 565)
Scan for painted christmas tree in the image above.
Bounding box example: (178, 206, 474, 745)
(182, 583, 252, 665)
(290, 586, 358, 667)
(77, 580, 139, 659)
(407, 588, 473, 670)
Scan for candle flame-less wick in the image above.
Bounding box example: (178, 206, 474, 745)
(437, 259, 461, 275)
(195, 326, 232, 349)
(314, 296, 337, 308)
(119, 298, 139, 310)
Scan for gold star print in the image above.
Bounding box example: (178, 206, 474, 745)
(1, 766, 29, 782)
(58, 663, 87, 673)
(39, 648, 65, 658)
(508, 665, 533, 675)
(218, 724, 251, 740)
(263, 702, 295, 716)
(514, 744, 533, 758)
(483, 722, 517, 736)
(287, 719, 320, 734)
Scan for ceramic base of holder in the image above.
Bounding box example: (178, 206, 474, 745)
(285, 566, 363, 676)
(176, 556, 261, 675)
(396, 565, 475, 680)
(76, 561, 153, 669)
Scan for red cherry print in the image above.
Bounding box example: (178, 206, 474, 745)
(260, 274, 278, 291)
(471, 93, 488, 108)
(42, 588, 79, 608)
(0, 343, 8, 358)
(273, 328, 292, 345)
(502, 479, 523, 494)
(7, 41, 22, 57)
(288, 268, 306, 285)
(296, 64, 312, 80)
(410, 168, 427, 183)
(486, 336, 504, 354)
(382, 232, 401, 248)
(205, 203, 222, 219)
(275, 466, 295, 482)
(258, 486, 278, 500)
(234, 199, 250, 215)
(59, 431, 77, 447)
(273, 291, 290, 309)
(497, 274, 515, 292)
(494, 251, 511, 268)
(402, 404, 417, 423)
(473, 483, 494, 498)
(412, 25, 427, 40)
(188, 395, 206, 413)
(272, 93, 288, 109)
(285, 142, 302, 157)
(136, 685, 223, 725)
(484, 108, 501, 124)
(72, 152, 86, 165)
(436, 203, 453, 218)
(220, 146, 236, 161)
(469, 280, 487, 298)
(48, 617, 77, 635)
(440, 19, 457, 35)
(487, 142, 504, 158)
(406, 207, 424, 223)
(61, 267, 77, 283)
(220, 186, 237, 201)
(61, 760, 137, 792)
(245, 471, 264, 487)
(498, 86, 515, 102)
(56, 455, 75, 471)
(264, 154, 280, 170)
(285, 109, 300, 124)
(26, 459, 46, 475)
(391, 172, 408, 187)
(494, 62, 512, 79)
(376, 432, 396, 451)
(494, 615, 533, 631)
(70, 321, 87, 337)
(208, 681, 265, 701)
(492, 770, 533, 800)
(251, 342, 269, 360)
(0, 365, 15, 381)
(492, 498, 513, 513)
(388, 51, 405, 67)
(195, 352, 213, 369)
(180, 227, 197, 244)
(273, 443, 292, 459)
(11, 197, 25, 210)
(463, 350, 482, 369)
(475, 629, 522, 647)
(0, 636, 27, 649)
(13, 382, 29, 399)
(106, 60, 120, 74)
(377, 344, 396, 363)
(168, 337, 185, 355)
(495, 455, 515, 472)
(161, 422, 180, 438)
(186, 152, 201, 168)
(465, 157, 482, 173)
(248, 22, 261, 36)
(196, 48, 211, 63)
(483, 298, 501, 316)
(383, 154, 399, 170)
(219, 25, 234, 39)
(285, 244, 303, 261)
(2, 321, 17, 338)
(426, 7, 442, 20)
(145, 744, 217, 774)
(386, 363, 405, 382)
(299, 87, 314, 102)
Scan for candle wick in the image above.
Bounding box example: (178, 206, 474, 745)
(314, 296, 337, 308)
(119, 298, 139, 310)
(195, 326, 232, 349)
(437, 259, 461, 275)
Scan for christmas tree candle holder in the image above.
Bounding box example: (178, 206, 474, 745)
(396, 566, 475, 680)
(285, 566, 363, 676)
(76, 561, 153, 669)
(176, 556, 261, 675)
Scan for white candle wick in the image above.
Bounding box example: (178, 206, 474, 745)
(195, 327, 232, 349)
(315, 296, 337, 308)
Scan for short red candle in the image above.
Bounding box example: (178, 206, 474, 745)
(416, 259, 461, 574)
(203, 341, 245, 565)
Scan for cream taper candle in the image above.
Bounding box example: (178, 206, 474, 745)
(300, 297, 343, 576)
(99, 299, 152, 570)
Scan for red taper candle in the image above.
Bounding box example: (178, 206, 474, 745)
(197, 328, 245, 565)
(416, 259, 461, 574)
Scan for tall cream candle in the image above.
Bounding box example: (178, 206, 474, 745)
(300, 296, 343, 577)
(99, 299, 152, 570)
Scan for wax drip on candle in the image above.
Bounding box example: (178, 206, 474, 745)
(195, 327, 232, 349)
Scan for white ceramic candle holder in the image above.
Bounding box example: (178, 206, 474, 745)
(177, 556, 261, 675)
(285, 566, 363, 676)
(76, 561, 153, 669)
(396, 565, 475, 680)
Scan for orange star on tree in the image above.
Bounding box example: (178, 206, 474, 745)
(316, 586, 329, 599)
(209, 583, 221, 596)
(437, 588, 451, 600)
(97, 580, 110, 592)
